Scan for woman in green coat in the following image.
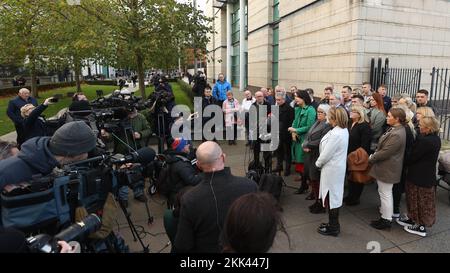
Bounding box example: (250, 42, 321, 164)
(288, 90, 317, 194)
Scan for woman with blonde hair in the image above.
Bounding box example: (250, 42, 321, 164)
(414, 106, 435, 134)
(398, 96, 417, 113)
(20, 97, 54, 142)
(315, 107, 349, 236)
(344, 105, 371, 206)
(397, 117, 441, 237)
(390, 105, 416, 219)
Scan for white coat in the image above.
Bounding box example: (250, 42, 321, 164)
(315, 126, 349, 209)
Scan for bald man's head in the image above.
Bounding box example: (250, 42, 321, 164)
(196, 141, 225, 172)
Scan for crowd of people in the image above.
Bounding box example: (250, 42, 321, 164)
(198, 74, 442, 238)
(0, 71, 444, 253)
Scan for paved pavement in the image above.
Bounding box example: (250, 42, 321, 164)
(3, 85, 450, 253)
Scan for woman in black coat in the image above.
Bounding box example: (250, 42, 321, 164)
(344, 105, 371, 206)
(20, 97, 54, 142)
(302, 104, 331, 213)
(397, 116, 441, 237)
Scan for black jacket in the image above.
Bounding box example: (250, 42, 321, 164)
(192, 78, 207, 97)
(250, 101, 272, 139)
(6, 96, 38, 125)
(166, 152, 201, 196)
(202, 96, 218, 124)
(276, 102, 295, 141)
(406, 133, 441, 187)
(174, 167, 257, 253)
(348, 122, 371, 154)
(22, 104, 48, 142)
(0, 137, 59, 190)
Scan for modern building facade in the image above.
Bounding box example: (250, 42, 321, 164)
(206, 0, 450, 94)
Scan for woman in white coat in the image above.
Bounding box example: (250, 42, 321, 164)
(315, 106, 349, 236)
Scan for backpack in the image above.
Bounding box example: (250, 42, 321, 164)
(258, 174, 284, 202)
(154, 154, 190, 197)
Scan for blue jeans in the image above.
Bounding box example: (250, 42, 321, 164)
(118, 185, 144, 201)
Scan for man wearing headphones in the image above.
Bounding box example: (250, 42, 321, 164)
(174, 141, 257, 253)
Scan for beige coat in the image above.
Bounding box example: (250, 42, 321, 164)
(368, 125, 406, 184)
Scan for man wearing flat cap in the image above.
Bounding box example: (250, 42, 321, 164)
(0, 121, 97, 190)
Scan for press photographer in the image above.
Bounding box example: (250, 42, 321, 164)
(20, 97, 58, 143)
(145, 77, 176, 149)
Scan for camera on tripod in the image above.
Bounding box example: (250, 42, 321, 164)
(26, 214, 101, 253)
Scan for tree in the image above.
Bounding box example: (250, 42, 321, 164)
(0, 0, 55, 97)
(77, 0, 212, 97)
(45, 1, 116, 92)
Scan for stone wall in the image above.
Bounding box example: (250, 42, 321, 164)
(206, 3, 227, 82)
(207, 0, 450, 96)
(357, 0, 450, 91)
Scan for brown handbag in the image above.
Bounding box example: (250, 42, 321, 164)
(347, 148, 373, 184)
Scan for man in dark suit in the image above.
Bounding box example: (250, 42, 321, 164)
(6, 88, 38, 147)
(273, 91, 295, 176)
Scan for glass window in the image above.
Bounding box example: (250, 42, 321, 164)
(272, 27, 279, 87)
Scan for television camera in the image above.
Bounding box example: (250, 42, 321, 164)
(26, 214, 101, 253)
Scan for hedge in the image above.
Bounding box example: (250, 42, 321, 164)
(177, 79, 194, 100)
(0, 82, 76, 96)
(85, 80, 117, 86)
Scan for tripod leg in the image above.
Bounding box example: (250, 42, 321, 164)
(118, 200, 137, 241)
(118, 197, 150, 253)
(144, 200, 154, 225)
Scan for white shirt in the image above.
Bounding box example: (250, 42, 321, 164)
(241, 97, 256, 112)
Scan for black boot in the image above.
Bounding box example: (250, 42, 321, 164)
(295, 174, 309, 194)
(370, 218, 392, 230)
(345, 181, 363, 206)
(318, 208, 340, 236)
(310, 202, 326, 214)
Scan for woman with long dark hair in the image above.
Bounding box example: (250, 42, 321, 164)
(222, 192, 287, 253)
(288, 90, 316, 194)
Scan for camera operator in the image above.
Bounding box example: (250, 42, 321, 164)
(100, 107, 151, 206)
(0, 121, 97, 192)
(163, 138, 201, 208)
(192, 72, 207, 97)
(145, 77, 176, 147)
(20, 97, 56, 143)
(156, 76, 174, 94)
